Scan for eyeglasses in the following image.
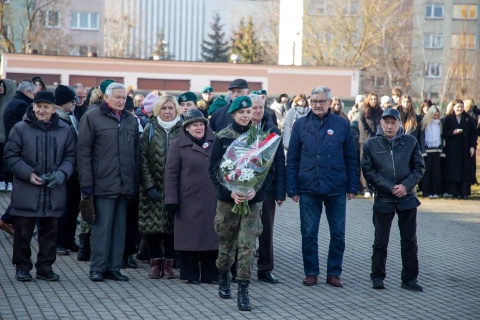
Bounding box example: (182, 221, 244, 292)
(78, 96, 87, 100)
(311, 100, 327, 105)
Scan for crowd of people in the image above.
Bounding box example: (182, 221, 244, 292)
(0, 75, 478, 311)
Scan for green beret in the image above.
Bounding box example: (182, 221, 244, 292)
(250, 90, 260, 95)
(208, 95, 227, 116)
(99, 79, 115, 94)
(178, 91, 197, 103)
(228, 96, 252, 114)
(260, 89, 267, 95)
(202, 86, 213, 93)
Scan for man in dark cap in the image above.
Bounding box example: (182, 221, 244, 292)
(209, 79, 249, 133)
(197, 86, 214, 118)
(54, 85, 82, 256)
(361, 107, 425, 291)
(5, 90, 76, 281)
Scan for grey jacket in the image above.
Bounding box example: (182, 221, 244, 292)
(77, 102, 140, 196)
(4, 107, 76, 217)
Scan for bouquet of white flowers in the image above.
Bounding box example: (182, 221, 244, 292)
(218, 126, 281, 215)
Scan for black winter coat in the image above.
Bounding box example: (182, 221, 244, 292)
(4, 108, 76, 217)
(361, 127, 425, 213)
(3, 91, 33, 143)
(77, 102, 140, 196)
(442, 112, 477, 183)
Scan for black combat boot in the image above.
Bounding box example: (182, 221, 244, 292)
(218, 271, 231, 299)
(77, 233, 90, 261)
(237, 280, 251, 311)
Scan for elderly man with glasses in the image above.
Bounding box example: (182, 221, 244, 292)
(286, 86, 359, 288)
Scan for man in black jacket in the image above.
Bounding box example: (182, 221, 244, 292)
(361, 108, 425, 291)
(77, 82, 140, 282)
(3, 81, 35, 143)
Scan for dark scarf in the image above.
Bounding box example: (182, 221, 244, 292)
(185, 129, 207, 147)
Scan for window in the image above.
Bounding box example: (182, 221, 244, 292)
(71, 45, 97, 56)
(40, 10, 60, 28)
(308, 0, 332, 16)
(450, 64, 474, 79)
(451, 34, 476, 49)
(71, 12, 99, 30)
(424, 33, 443, 49)
(452, 4, 477, 20)
(426, 4, 443, 19)
(425, 63, 442, 78)
(343, 1, 358, 16)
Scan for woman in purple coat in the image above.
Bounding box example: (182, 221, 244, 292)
(164, 109, 218, 284)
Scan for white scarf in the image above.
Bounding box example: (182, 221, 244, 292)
(425, 119, 441, 148)
(157, 115, 180, 132)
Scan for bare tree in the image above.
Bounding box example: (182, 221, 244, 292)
(104, 12, 136, 58)
(0, 0, 68, 54)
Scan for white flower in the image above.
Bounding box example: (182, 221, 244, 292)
(238, 168, 254, 182)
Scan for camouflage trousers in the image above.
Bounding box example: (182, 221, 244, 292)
(79, 219, 92, 234)
(214, 200, 263, 281)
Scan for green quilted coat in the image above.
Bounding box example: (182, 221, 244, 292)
(138, 118, 183, 235)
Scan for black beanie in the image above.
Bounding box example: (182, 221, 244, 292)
(55, 85, 75, 106)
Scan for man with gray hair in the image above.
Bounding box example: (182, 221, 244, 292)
(77, 82, 140, 282)
(286, 86, 359, 287)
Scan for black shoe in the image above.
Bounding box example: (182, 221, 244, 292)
(237, 280, 251, 311)
(258, 272, 279, 284)
(122, 255, 138, 269)
(218, 272, 231, 299)
(187, 280, 200, 285)
(56, 246, 69, 256)
(89, 271, 104, 282)
(372, 278, 385, 289)
(104, 271, 129, 281)
(15, 270, 32, 282)
(401, 280, 423, 292)
(136, 251, 149, 263)
(36, 270, 60, 281)
(65, 242, 80, 252)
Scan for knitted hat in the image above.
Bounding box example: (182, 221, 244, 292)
(228, 96, 252, 114)
(355, 95, 364, 104)
(55, 85, 76, 106)
(178, 91, 197, 104)
(33, 91, 55, 104)
(125, 95, 134, 111)
(380, 96, 392, 105)
(208, 95, 227, 116)
(143, 92, 160, 113)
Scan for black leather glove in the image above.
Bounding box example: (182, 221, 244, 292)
(147, 187, 161, 202)
(47, 171, 66, 189)
(165, 204, 178, 214)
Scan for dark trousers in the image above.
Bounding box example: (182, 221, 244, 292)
(145, 234, 174, 259)
(422, 152, 442, 196)
(0, 143, 12, 183)
(179, 250, 218, 283)
(257, 193, 276, 274)
(371, 209, 419, 283)
(57, 178, 81, 248)
(124, 195, 139, 257)
(90, 196, 127, 273)
(13, 216, 58, 273)
(446, 181, 470, 198)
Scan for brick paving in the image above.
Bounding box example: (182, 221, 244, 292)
(0, 191, 479, 319)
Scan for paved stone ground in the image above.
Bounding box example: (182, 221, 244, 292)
(0, 191, 479, 320)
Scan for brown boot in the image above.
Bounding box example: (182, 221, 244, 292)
(163, 259, 175, 279)
(148, 259, 162, 279)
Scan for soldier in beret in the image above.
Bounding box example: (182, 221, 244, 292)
(178, 91, 198, 115)
(197, 86, 214, 118)
(209, 96, 267, 311)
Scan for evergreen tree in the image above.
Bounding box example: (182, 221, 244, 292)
(201, 13, 230, 62)
(231, 17, 264, 64)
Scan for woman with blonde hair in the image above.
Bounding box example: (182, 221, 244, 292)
(139, 94, 183, 279)
(420, 106, 443, 198)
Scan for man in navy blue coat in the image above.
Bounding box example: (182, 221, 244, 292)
(286, 86, 358, 287)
